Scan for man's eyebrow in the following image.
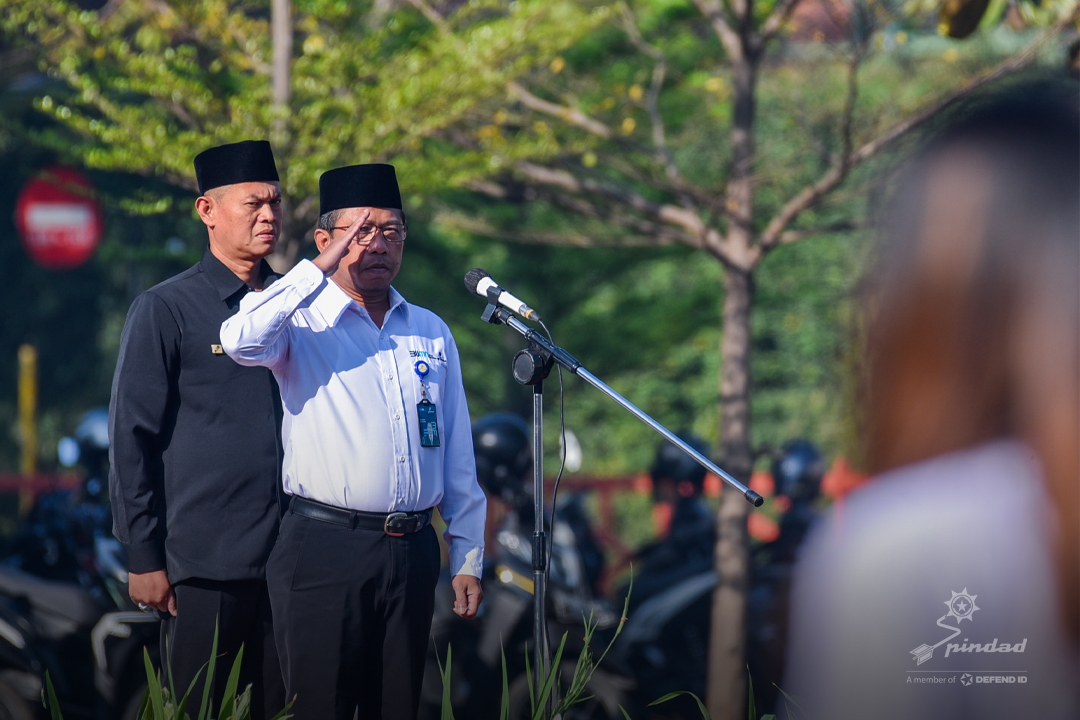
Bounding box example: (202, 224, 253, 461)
(245, 192, 281, 201)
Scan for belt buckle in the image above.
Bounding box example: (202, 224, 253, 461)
(384, 512, 409, 537)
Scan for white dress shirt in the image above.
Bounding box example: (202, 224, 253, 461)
(219, 259, 485, 577)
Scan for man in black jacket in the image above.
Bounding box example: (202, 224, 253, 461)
(108, 140, 287, 717)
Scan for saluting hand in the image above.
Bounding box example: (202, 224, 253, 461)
(129, 570, 177, 616)
(312, 209, 371, 277)
(452, 574, 483, 619)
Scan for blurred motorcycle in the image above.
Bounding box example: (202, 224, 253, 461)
(419, 414, 630, 720)
(0, 408, 159, 720)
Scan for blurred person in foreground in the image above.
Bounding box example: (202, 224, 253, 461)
(783, 83, 1079, 720)
(109, 141, 287, 716)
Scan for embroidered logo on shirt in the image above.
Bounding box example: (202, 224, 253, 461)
(409, 349, 446, 364)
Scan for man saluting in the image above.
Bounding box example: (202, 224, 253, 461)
(109, 140, 286, 717)
(220, 163, 487, 720)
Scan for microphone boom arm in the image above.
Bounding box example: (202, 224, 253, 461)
(481, 303, 763, 507)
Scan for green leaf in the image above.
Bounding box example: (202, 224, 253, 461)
(774, 684, 806, 720)
(531, 631, 568, 720)
(748, 666, 757, 720)
(219, 643, 246, 720)
(138, 687, 150, 720)
(43, 671, 63, 720)
(524, 648, 535, 714)
(648, 690, 711, 720)
(619, 705, 634, 720)
(197, 619, 221, 720)
(499, 640, 510, 720)
(142, 647, 166, 720)
(167, 635, 178, 709)
(267, 699, 294, 720)
(434, 643, 455, 720)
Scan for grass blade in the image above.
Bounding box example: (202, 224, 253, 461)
(229, 687, 251, 720)
(499, 640, 510, 720)
(166, 635, 178, 708)
(748, 667, 756, 720)
(219, 644, 246, 720)
(524, 648, 535, 714)
(142, 647, 166, 720)
(198, 619, 221, 720)
(43, 671, 63, 720)
(138, 687, 150, 720)
(774, 684, 805, 720)
(531, 631, 568, 720)
(267, 698, 295, 720)
(648, 690, 711, 720)
(619, 706, 633, 720)
(434, 643, 455, 720)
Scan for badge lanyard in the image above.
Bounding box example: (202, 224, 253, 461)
(414, 360, 440, 447)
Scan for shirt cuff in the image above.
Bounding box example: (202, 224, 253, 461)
(449, 545, 484, 579)
(292, 259, 351, 326)
(122, 540, 167, 574)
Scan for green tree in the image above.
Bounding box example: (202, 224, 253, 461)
(0, 0, 614, 264)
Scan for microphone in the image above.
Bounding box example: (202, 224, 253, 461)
(464, 268, 542, 322)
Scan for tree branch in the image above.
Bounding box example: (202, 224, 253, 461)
(619, 4, 698, 210)
(691, 0, 743, 62)
(506, 81, 613, 138)
(758, 0, 802, 46)
(758, 18, 1069, 251)
(434, 211, 687, 248)
(403, 0, 452, 33)
(775, 220, 862, 246)
(513, 160, 707, 237)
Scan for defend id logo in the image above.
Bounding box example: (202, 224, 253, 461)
(910, 589, 1026, 665)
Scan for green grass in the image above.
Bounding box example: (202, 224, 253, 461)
(42, 621, 292, 720)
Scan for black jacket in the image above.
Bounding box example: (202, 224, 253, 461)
(108, 246, 285, 583)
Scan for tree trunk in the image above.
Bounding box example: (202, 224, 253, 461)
(706, 7, 759, 711)
(707, 264, 755, 720)
(268, 0, 299, 271)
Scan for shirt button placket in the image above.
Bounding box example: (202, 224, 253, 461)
(382, 346, 408, 508)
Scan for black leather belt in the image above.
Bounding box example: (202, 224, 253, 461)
(290, 496, 432, 536)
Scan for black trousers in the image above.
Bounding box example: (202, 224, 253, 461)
(266, 509, 441, 720)
(160, 578, 285, 719)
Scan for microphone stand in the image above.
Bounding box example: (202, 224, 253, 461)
(480, 297, 763, 718)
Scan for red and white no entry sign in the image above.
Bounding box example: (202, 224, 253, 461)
(15, 166, 104, 270)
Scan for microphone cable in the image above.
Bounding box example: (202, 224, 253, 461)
(538, 319, 568, 655)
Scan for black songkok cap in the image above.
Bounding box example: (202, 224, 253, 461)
(319, 163, 402, 215)
(193, 140, 279, 195)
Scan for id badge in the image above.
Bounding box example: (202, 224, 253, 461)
(418, 400, 441, 447)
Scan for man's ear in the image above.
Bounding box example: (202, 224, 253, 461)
(195, 195, 214, 227)
(313, 228, 331, 252)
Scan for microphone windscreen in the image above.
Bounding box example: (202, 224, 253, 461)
(464, 268, 490, 295)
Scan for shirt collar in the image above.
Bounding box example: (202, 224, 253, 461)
(200, 245, 276, 301)
(311, 276, 412, 328)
